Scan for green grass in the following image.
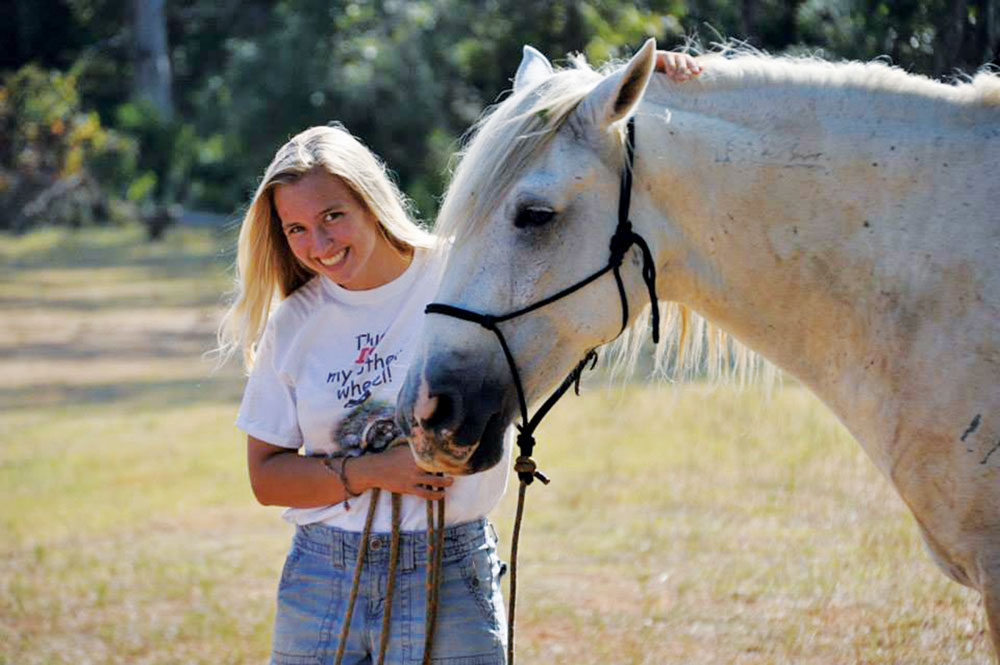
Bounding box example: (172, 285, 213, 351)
(0, 226, 989, 664)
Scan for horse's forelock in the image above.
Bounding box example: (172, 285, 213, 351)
(435, 65, 607, 245)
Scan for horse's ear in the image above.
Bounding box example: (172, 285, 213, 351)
(579, 38, 657, 129)
(513, 45, 554, 94)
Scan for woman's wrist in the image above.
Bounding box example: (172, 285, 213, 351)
(322, 456, 365, 497)
(341, 456, 365, 495)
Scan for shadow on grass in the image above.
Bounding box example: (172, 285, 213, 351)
(0, 376, 244, 411)
(0, 224, 237, 273)
(7, 250, 233, 275)
(0, 331, 217, 359)
(0, 292, 228, 310)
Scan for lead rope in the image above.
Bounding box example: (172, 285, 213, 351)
(422, 494, 446, 665)
(424, 117, 660, 665)
(334, 490, 446, 665)
(334, 489, 380, 665)
(376, 493, 402, 665)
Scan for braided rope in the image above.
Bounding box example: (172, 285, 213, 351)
(507, 478, 528, 664)
(334, 488, 380, 665)
(422, 497, 446, 664)
(376, 493, 403, 665)
(335, 489, 447, 665)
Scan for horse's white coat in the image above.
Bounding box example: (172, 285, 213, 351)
(404, 45, 1000, 655)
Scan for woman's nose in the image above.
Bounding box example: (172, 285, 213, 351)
(312, 226, 335, 253)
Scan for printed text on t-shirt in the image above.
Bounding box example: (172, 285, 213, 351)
(326, 331, 400, 407)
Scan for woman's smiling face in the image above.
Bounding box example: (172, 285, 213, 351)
(273, 168, 408, 290)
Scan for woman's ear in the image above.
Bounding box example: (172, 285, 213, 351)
(577, 38, 657, 130)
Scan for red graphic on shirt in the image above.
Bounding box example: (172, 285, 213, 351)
(354, 347, 374, 364)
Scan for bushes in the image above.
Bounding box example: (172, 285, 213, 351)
(1, 62, 231, 235)
(0, 64, 138, 231)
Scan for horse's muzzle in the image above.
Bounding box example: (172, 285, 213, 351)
(396, 353, 511, 475)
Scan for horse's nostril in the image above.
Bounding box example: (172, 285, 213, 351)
(419, 393, 454, 430)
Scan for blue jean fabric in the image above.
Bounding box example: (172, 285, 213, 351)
(271, 518, 507, 665)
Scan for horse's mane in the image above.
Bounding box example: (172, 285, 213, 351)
(688, 46, 1000, 107)
(435, 46, 997, 384)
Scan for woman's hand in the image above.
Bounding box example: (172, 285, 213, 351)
(246, 435, 452, 508)
(350, 445, 454, 501)
(655, 51, 702, 82)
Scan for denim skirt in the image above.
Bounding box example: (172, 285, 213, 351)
(271, 517, 507, 665)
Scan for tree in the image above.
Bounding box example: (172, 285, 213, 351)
(131, 0, 173, 120)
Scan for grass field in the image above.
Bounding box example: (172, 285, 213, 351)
(0, 226, 990, 664)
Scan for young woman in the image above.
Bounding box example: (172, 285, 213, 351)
(220, 52, 700, 665)
(219, 123, 510, 664)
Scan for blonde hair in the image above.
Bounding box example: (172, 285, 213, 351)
(218, 124, 436, 369)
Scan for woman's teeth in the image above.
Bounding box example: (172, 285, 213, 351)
(319, 248, 347, 266)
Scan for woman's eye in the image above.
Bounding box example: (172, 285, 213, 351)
(323, 211, 343, 223)
(514, 206, 556, 229)
(284, 225, 304, 236)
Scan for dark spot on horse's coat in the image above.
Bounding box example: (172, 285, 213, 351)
(982, 439, 1000, 465)
(890, 145, 896, 150)
(943, 162, 949, 167)
(872, 162, 878, 167)
(863, 220, 871, 228)
(792, 226, 798, 235)
(960, 414, 981, 442)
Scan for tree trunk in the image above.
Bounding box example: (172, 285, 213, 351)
(986, 0, 999, 65)
(741, 0, 759, 42)
(936, 0, 968, 75)
(131, 0, 173, 119)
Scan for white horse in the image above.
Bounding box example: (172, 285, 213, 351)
(397, 40, 1000, 656)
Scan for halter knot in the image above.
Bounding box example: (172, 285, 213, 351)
(514, 455, 550, 485)
(609, 220, 635, 267)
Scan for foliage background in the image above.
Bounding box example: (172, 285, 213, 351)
(3, 0, 998, 230)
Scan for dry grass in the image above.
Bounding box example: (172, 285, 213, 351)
(0, 226, 990, 664)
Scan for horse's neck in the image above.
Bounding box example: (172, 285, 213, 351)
(636, 77, 997, 468)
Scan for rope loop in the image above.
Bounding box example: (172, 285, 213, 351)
(574, 349, 600, 396)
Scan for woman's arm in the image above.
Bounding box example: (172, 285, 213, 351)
(247, 435, 453, 508)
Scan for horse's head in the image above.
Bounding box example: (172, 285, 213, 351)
(398, 41, 659, 474)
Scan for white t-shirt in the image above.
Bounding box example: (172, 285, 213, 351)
(236, 248, 511, 532)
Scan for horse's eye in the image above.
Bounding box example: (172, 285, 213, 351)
(514, 206, 556, 229)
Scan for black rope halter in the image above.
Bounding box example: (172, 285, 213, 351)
(424, 116, 660, 664)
